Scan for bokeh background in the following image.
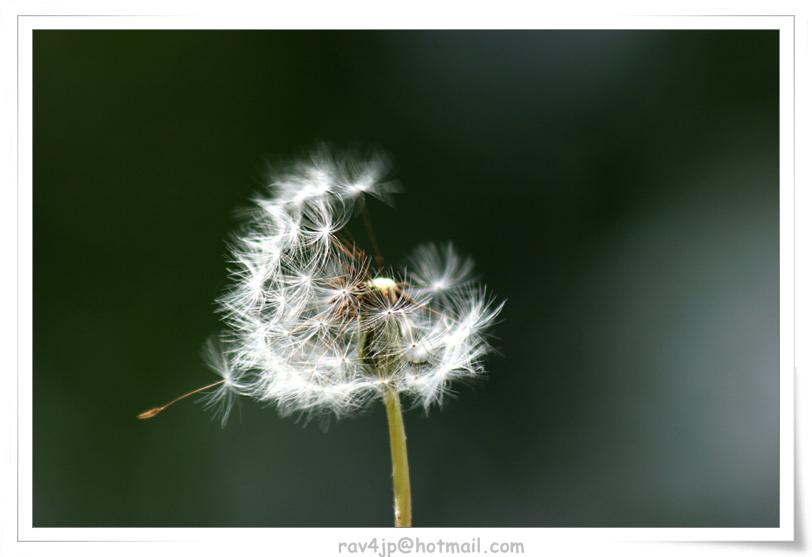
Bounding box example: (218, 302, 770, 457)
(33, 30, 779, 527)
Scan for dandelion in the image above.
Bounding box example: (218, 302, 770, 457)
(138, 147, 505, 527)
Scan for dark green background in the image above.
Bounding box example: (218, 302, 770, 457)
(34, 30, 779, 527)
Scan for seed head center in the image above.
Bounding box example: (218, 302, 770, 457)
(369, 277, 398, 292)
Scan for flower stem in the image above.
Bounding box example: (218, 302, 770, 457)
(383, 388, 412, 527)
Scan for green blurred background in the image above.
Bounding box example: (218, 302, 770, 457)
(33, 30, 779, 527)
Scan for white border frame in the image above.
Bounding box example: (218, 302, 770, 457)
(3, 5, 806, 556)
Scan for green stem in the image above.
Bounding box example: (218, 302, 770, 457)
(384, 388, 412, 527)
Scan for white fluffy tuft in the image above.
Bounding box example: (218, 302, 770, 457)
(207, 148, 503, 424)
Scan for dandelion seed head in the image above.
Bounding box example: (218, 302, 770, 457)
(206, 148, 504, 423)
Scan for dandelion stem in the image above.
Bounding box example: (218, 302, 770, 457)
(384, 388, 412, 527)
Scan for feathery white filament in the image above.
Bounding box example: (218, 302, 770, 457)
(208, 148, 503, 424)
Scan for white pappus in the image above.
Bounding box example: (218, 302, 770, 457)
(204, 148, 505, 424)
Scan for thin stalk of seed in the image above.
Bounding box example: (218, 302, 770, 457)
(137, 379, 225, 420)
